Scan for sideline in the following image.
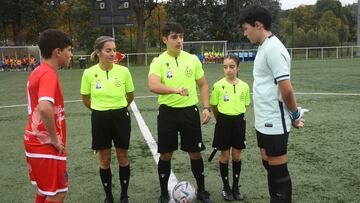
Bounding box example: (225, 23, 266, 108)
(130, 101, 178, 196)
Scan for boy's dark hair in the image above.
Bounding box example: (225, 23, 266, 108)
(224, 54, 240, 67)
(240, 5, 271, 30)
(161, 22, 184, 37)
(38, 29, 72, 59)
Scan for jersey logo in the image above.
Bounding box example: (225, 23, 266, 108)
(185, 66, 193, 77)
(240, 92, 245, 102)
(96, 82, 102, 89)
(114, 78, 122, 87)
(265, 123, 273, 127)
(166, 70, 173, 79)
(223, 94, 229, 102)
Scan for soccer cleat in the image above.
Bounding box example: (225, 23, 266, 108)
(232, 187, 244, 201)
(158, 194, 170, 203)
(222, 187, 234, 201)
(104, 196, 114, 203)
(197, 190, 215, 203)
(120, 196, 131, 203)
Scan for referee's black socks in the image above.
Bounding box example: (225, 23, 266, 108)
(119, 164, 130, 198)
(219, 162, 230, 190)
(191, 158, 205, 191)
(268, 163, 292, 203)
(232, 160, 242, 189)
(100, 167, 113, 199)
(158, 159, 171, 196)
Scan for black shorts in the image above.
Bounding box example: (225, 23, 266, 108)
(212, 113, 246, 150)
(256, 130, 289, 156)
(91, 108, 131, 150)
(157, 105, 205, 153)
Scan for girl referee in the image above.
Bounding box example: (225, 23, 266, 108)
(210, 54, 250, 201)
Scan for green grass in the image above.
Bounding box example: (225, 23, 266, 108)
(0, 58, 359, 202)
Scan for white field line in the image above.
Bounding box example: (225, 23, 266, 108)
(1, 92, 359, 109)
(129, 101, 178, 196)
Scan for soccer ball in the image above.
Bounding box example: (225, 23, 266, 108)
(172, 181, 197, 203)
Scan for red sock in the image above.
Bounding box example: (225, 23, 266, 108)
(35, 193, 46, 203)
(44, 200, 63, 203)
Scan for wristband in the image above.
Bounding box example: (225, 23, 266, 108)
(291, 108, 301, 121)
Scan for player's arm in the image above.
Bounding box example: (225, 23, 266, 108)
(126, 92, 134, 106)
(278, 79, 304, 128)
(82, 95, 91, 110)
(148, 74, 188, 96)
(196, 76, 211, 124)
(38, 100, 64, 153)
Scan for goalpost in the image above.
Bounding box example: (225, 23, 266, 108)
(183, 41, 227, 63)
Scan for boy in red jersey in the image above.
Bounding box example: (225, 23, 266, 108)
(24, 29, 72, 203)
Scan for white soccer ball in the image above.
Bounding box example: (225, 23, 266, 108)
(172, 181, 197, 203)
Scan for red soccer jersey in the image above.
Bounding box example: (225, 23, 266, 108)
(24, 62, 66, 156)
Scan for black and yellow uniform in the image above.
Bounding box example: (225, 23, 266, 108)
(210, 78, 250, 150)
(149, 50, 205, 153)
(80, 64, 134, 149)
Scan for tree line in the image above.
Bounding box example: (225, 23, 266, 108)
(0, 0, 358, 54)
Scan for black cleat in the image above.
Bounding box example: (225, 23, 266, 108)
(232, 187, 244, 201)
(222, 187, 234, 201)
(158, 194, 170, 203)
(121, 196, 131, 203)
(104, 196, 114, 203)
(197, 190, 215, 203)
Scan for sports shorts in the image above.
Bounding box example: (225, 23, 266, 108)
(212, 113, 246, 150)
(256, 130, 289, 156)
(91, 108, 131, 150)
(157, 104, 205, 153)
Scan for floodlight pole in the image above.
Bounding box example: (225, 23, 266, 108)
(110, 0, 116, 41)
(357, 0, 360, 56)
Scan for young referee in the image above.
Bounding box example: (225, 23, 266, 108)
(240, 5, 305, 203)
(210, 54, 250, 201)
(80, 36, 135, 203)
(148, 22, 214, 203)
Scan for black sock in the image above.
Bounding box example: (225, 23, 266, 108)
(158, 159, 171, 196)
(100, 167, 113, 198)
(219, 162, 230, 190)
(191, 158, 205, 191)
(263, 160, 276, 198)
(119, 164, 130, 198)
(232, 160, 241, 189)
(269, 163, 292, 203)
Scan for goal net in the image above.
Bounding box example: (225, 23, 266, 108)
(183, 41, 227, 63)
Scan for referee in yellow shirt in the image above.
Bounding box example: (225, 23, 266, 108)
(80, 36, 134, 203)
(210, 54, 250, 201)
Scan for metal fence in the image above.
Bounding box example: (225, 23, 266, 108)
(228, 45, 360, 62)
(1, 45, 360, 70)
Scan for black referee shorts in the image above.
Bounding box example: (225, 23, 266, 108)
(212, 113, 246, 150)
(157, 104, 205, 153)
(256, 130, 289, 156)
(91, 108, 131, 150)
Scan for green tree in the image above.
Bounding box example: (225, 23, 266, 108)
(319, 10, 341, 31)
